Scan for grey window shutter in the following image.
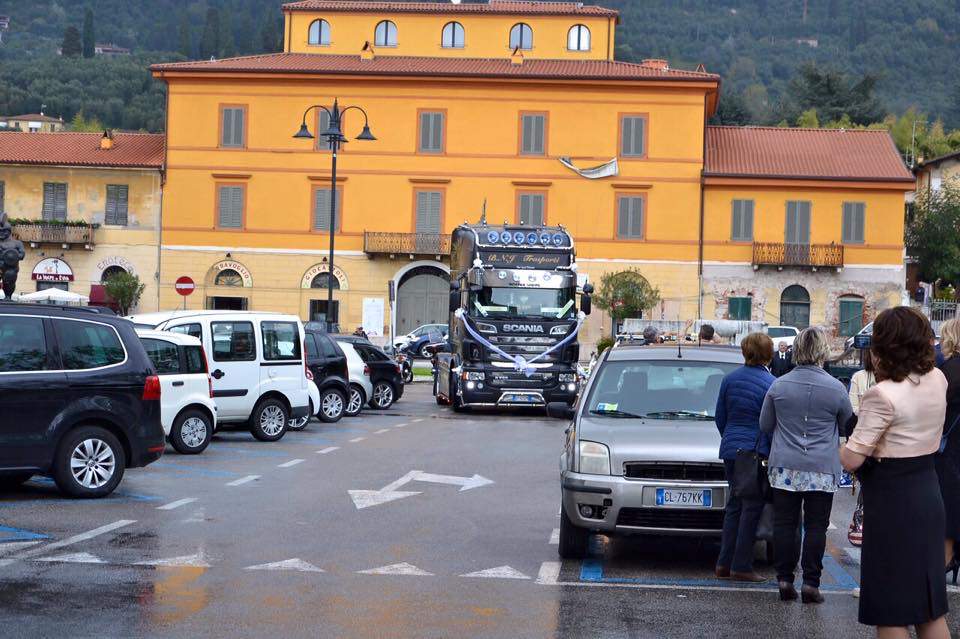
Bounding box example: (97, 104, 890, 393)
(420, 112, 431, 151)
(117, 185, 129, 225)
(798, 202, 810, 244)
(222, 109, 233, 146)
(842, 203, 852, 242)
(854, 203, 864, 242)
(432, 113, 443, 151)
(222, 108, 244, 147)
(521, 116, 532, 153)
(617, 197, 630, 237)
(631, 197, 643, 237)
(785, 202, 797, 244)
(521, 115, 544, 154)
(218, 185, 243, 228)
(233, 108, 244, 146)
(534, 115, 544, 153)
(731, 200, 742, 240)
(317, 110, 331, 150)
(621, 117, 645, 156)
(313, 188, 341, 231)
(42, 183, 55, 220)
(0, 181, 4, 214)
(743, 200, 753, 240)
(416, 191, 441, 233)
(531, 194, 544, 225)
(54, 183, 67, 220)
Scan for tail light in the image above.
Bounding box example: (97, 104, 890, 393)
(363, 364, 371, 376)
(199, 346, 210, 373)
(305, 366, 314, 381)
(142, 375, 161, 401)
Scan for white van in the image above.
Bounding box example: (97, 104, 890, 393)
(128, 311, 311, 442)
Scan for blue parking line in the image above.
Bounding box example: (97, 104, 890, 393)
(0, 525, 49, 542)
(221, 448, 293, 459)
(822, 552, 859, 589)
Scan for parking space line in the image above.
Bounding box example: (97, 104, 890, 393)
(349, 437, 366, 443)
(157, 498, 198, 511)
(0, 519, 135, 566)
(394, 423, 408, 428)
(374, 428, 390, 434)
(536, 561, 561, 585)
(226, 475, 260, 486)
(549, 528, 559, 545)
(278, 459, 305, 468)
(316, 447, 339, 454)
(411, 419, 424, 423)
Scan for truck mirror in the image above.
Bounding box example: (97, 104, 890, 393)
(581, 294, 592, 316)
(449, 291, 460, 313)
(450, 280, 461, 293)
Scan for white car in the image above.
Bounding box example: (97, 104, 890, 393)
(766, 325, 799, 349)
(338, 341, 373, 417)
(290, 374, 322, 431)
(137, 329, 217, 454)
(128, 311, 311, 442)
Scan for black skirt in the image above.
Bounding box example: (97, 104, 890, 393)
(859, 454, 949, 627)
(936, 420, 960, 540)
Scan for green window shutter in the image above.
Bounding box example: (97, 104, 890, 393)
(415, 191, 441, 233)
(218, 185, 243, 228)
(728, 296, 751, 321)
(313, 187, 342, 231)
(839, 299, 864, 336)
(621, 116, 645, 157)
(105, 185, 118, 224)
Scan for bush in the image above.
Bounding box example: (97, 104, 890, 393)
(596, 336, 615, 355)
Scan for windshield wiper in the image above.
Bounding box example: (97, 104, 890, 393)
(642, 410, 714, 420)
(589, 408, 644, 418)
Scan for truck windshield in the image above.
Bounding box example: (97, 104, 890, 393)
(470, 287, 575, 319)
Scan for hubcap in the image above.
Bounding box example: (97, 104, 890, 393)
(180, 417, 208, 448)
(70, 438, 115, 489)
(260, 405, 286, 436)
(289, 416, 309, 429)
(322, 392, 344, 418)
(374, 383, 393, 407)
(348, 389, 363, 414)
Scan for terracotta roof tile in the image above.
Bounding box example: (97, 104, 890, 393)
(0, 132, 165, 169)
(151, 52, 718, 82)
(283, 0, 618, 17)
(2, 113, 63, 123)
(705, 126, 914, 183)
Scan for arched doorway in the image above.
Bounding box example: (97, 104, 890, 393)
(780, 285, 810, 329)
(396, 265, 448, 335)
(100, 265, 127, 282)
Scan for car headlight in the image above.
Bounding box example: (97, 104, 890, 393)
(578, 440, 610, 475)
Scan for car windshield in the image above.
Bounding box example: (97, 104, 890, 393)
(584, 359, 739, 420)
(767, 327, 795, 338)
(469, 287, 575, 319)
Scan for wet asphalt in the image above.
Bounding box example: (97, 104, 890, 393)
(0, 384, 958, 638)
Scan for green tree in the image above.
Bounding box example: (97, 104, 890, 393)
(710, 92, 751, 125)
(217, 10, 235, 58)
(70, 110, 104, 132)
(199, 8, 219, 60)
(796, 108, 820, 128)
(593, 269, 661, 336)
(61, 26, 82, 57)
(784, 63, 884, 126)
(103, 271, 146, 315)
(82, 7, 95, 59)
(177, 15, 192, 59)
(906, 185, 960, 284)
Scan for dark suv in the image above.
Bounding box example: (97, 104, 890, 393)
(335, 335, 404, 409)
(0, 303, 165, 497)
(303, 328, 350, 423)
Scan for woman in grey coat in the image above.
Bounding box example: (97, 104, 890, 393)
(760, 327, 853, 603)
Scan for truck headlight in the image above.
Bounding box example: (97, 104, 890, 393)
(558, 373, 576, 382)
(462, 371, 484, 381)
(579, 441, 610, 475)
(477, 322, 497, 334)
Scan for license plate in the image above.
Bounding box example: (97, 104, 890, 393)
(502, 393, 535, 403)
(655, 488, 712, 508)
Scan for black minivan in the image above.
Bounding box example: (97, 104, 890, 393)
(303, 327, 351, 423)
(0, 303, 165, 497)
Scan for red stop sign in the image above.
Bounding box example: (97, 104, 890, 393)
(175, 276, 195, 296)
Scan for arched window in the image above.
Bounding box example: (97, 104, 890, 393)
(567, 24, 590, 51)
(310, 273, 341, 290)
(374, 20, 398, 47)
(308, 19, 331, 46)
(215, 269, 244, 287)
(100, 265, 127, 282)
(441, 21, 464, 48)
(780, 284, 811, 330)
(509, 23, 533, 50)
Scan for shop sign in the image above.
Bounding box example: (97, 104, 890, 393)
(479, 251, 570, 268)
(95, 256, 137, 278)
(32, 258, 74, 282)
(301, 263, 348, 290)
(212, 260, 253, 287)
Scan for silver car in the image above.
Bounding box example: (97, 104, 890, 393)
(551, 344, 742, 559)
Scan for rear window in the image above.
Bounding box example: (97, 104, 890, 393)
(262, 321, 301, 361)
(317, 334, 339, 358)
(169, 323, 202, 339)
(305, 334, 320, 359)
(0, 315, 48, 372)
(184, 345, 207, 374)
(141, 338, 181, 374)
(211, 321, 256, 362)
(360, 345, 389, 362)
(55, 320, 125, 370)
(767, 327, 795, 338)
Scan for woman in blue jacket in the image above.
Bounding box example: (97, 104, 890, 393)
(714, 332, 776, 582)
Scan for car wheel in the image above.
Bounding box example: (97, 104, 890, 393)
(288, 402, 311, 431)
(0, 472, 34, 489)
(170, 409, 213, 454)
(318, 388, 346, 423)
(52, 426, 126, 498)
(402, 365, 414, 384)
(419, 344, 432, 359)
(558, 503, 590, 559)
(369, 381, 395, 409)
(346, 385, 365, 417)
(249, 398, 288, 442)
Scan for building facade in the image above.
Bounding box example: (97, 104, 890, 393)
(0, 114, 65, 133)
(0, 131, 165, 311)
(914, 150, 960, 194)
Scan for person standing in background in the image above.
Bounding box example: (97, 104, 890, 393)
(849, 351, 877, 414)
(936, 318, 960, 584)
(771, 342, 795, 378)
(841, 307, 950, 638)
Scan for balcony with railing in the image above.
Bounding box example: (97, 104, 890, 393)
(752, 242, 843, 269)
(364, 232, 450, 257)
(11, 221, 96, 250)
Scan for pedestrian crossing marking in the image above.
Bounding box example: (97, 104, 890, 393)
(357, 562, 433, 576)
(461, 565, 530, 580)
(245, 558, 324, 573)
(135, 552, 210, 568)
(35, 552, 106, 564)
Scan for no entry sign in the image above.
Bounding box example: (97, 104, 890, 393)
(175, 276, 195, 296)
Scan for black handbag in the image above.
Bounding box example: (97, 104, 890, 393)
(731, 435, 770, 501)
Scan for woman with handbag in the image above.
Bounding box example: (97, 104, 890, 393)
(841, 307, 949, 638)
(936, 318, 960, 584)
(760, 327, 853, 603)
(714, 332, 775, 583)
(847, 350, 876, 548)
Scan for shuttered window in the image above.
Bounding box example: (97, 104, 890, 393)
(518, 193, 545, 226)
(785, 201, 811, 244)
(220, 106, 246, 148)
(316, 108, 332, 151)
(105, 184, 129, 226)
(842, 201, 865, 244)
(217, 185, 244, 228)
(520, 113, 546, 155)
(620, 115, 646, 157)
(616, 195, 644, 239)
(731, 199, 754, 241)
(42, 182, 67, 221)
(839, 296, 864, 336)
(313, 187, 343, 231)
(418, 111, 444, 153)
(415, 190, 442, 233)
(728, 296, 752, 321)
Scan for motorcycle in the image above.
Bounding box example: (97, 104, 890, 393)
(396, 351, 413, 384)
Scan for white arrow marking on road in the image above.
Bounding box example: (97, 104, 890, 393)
(136, 552, 210, 568)
(245, 558, 324, 573)
(549, 528, 559, 545)
(536, 561, 561, 585)
(357, 562, 433, 576)
(349, 489, 422, 509)
(157, 498, 198, 511)
(0, 519, 135, 567)
(349, 470, 493, 509)
(316, 447, 339, 454)
(412, 471, 494, 492)
(460, 565, 530, 580)
(35, 552, 106, 564)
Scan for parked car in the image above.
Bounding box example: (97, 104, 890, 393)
(303, 327, 350, 423)
(548, 343, 743, 559)
(336, 336, 404, 409)
(766, 325, 799, 349)
(136, 329, 217, 454)
(291, 372, 322, 431)
(337, 341, 374, 417)
(127, 311, 311, 442)
(395, 323, 448, 358)
(0, 303, 166, 498)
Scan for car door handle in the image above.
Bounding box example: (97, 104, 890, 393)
(211, 369, 225, 379)
(172, 381, 184, 387)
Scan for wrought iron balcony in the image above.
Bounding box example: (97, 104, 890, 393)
(364, 232, 450, 256)
(11, 222, 96, 249)
(752, 242, 843, 268)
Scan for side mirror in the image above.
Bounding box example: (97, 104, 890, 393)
(450, 280, 461, 293)
(449, 291, 460, 313)
(546, 401, 576, 420)
(580, 294, 592, 316)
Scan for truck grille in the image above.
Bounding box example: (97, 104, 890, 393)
(623, 462, 726, 482)
(488, 371, 554, 387)
(616, 508, 724, 530)
(488, 335, 560, 358)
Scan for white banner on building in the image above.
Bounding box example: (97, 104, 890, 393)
(362, 297, 385, 337)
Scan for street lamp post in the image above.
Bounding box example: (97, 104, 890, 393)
(294, 99, 376, 333)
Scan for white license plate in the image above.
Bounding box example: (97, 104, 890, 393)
(655, 488, 712, 508)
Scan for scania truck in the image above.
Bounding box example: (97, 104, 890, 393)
(434, 223, 592, 410)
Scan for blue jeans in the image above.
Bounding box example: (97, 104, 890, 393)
(718, 458, 764, 573)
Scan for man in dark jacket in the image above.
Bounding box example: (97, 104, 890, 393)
(770, 342, 794, 377)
